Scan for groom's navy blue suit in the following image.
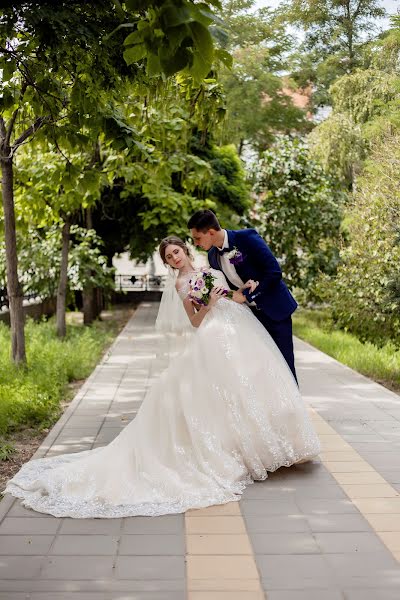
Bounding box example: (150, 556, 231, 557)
(208, 228, 298, 381)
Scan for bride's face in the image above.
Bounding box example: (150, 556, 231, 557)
(164, 244, 189, 270)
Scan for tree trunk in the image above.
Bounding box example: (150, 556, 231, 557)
(83, 207, 95, 326)
(83, 287, 95, 325)
(0, 156, 26, 364)
(56, 219, 71, 338)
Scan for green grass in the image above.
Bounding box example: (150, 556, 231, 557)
(293, 309, 400, 392)
(0, 315, 121, 438)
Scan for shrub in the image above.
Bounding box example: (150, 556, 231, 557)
(318, 133, 400, 345)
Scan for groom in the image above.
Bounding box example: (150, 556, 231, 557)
(188, 209, 298, 382)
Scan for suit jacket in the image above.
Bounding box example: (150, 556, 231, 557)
(208, 228, 297, 322)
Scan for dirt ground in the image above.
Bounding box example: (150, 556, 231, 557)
(0, 305, 136, 493)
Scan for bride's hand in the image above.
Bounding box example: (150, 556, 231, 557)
(208, 286, 226, 308)
(241, 279, 259, 294)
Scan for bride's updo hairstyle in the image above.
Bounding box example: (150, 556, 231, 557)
(159, 236, 192, 268)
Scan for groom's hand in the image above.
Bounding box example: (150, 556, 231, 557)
(242, 280, 259, 293)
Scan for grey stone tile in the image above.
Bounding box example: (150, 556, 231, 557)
(0, 595, 30, 600)
(95, 428, 124, 443)
(366, 455, 400, 468)
(119, 534, 184, 555)
(40, 556, 115, 579)
(102, 414, 136, 427)
(324, 552, 400, 578)
(0, 516, 60, 535)
(31, 594, 185, 600)
(55, 434, 96, 445)
(335, 575, 400, 589)
(46, 443, 91, 456)
(342, 434, 385, 443)
(257, 554, 334, 585)
(64, 416, 105, 428)
(240, 499, 299, 516)
(50, 534, 119, 555)
(110, 595, 185, 600)
(7, 501, 49, 517)
(0, 555, 44, 578)
(56, 427, 101, 437)
(115, 556, 185, 580)
(294, 486, 347, 500)
(265, 592, 343, 600)
(314, 532, 386, 553)
(306, 513, 371, 533)
(295, 498, 358, 515)
(30, 595, 112, 600)
(352, 442, 396, 453)
(0, 534, 54, 555)
(59, 518, 122, 535)
(344, 590, 400, 599)
(0, 579, 184, 593)
(122, 516, 183, 535)
(242, 484, 295, 499)
(251, 532, 320, 554)
(244, 515, 310, 533)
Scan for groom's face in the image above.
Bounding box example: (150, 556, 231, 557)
(190, 228, 214, 251)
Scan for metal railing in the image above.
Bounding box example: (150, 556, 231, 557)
(0, 289, 43, 312)
(115, 274, 167, 292)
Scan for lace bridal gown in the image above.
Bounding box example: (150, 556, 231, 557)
(5, 269, 320, 518)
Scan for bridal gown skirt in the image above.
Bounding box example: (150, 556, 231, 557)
(5, 299, 320, 518)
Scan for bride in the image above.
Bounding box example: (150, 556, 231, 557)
(4, 236, 320, 518)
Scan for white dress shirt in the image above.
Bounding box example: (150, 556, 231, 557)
(216, 230, 245, 289)
(216, 230, 257, 307)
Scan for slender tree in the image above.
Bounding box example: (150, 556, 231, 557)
(0, 0, 221, 362)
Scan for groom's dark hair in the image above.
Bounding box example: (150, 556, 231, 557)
(188, 209, 221, 232)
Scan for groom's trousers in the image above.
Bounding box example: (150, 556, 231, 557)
(251, 309, 298, 384)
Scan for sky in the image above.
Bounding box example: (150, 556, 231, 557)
(255, 0, 400, 34)
(255, 0, 400, 29)
(255, 0, 399, 11)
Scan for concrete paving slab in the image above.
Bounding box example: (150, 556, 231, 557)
(1, 303, 400, 598)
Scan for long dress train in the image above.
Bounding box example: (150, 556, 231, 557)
(4, 270, 320, 518)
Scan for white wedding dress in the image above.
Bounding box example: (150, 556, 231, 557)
(5, 270, 320, 518)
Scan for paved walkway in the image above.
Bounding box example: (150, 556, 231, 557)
(1, 302, 400, 599)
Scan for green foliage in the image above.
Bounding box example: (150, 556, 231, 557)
(90, 78, 249, 261)
(317, 133, 400, 346)
(0, 317, 117, 436)
(0, 441, 16, 462)
(308, 22, 400, 187)
(253, 135, 344, 293)
(218, 1, 310, 152)
(282, 0, 387, 107)
(330, 69, 399, 125)
(191, 137, 250, 215)
(309, 112, 365, 186)
(0, 226, 115, 298)
(293, 308, 400, 391)
(120, 0, 223, 81)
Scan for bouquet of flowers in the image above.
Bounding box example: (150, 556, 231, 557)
(188, 269, 232, 306)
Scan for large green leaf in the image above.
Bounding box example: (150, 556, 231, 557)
(188, 21, 213, 80)
(123, 44, 147, 65)
(160, 3, 192, 28)
(146, 52, 162, 76)
(215, 48, 232, 69)
(124, 30, 144, 46)
(160, 46, 192, 76)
